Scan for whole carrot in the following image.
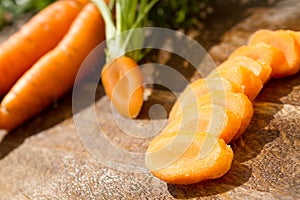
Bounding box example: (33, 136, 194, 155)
(101, 56, 144, 118)
(93, 0, 158, 118)
(0, 0, 87, 97)
(0, 3, 105, 130)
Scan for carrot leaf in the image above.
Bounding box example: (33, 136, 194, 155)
(93, 0, 158, 62)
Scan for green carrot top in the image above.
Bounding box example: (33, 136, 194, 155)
(92, 0, 159, 63)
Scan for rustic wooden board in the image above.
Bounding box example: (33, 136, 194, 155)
(0, 1, 299, 199)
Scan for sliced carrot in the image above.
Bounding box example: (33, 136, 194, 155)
(0, 3, 105, 130)
(208, 66, 263, 101)
(101, 56, 144, 118)
(171, 91, 253, 142)
(287, 30, 300, 48)
(280, 30, 300, 73)
(199, 91, 253, 140)
(145, 131, 233, 185)
(169, 77, 241, 122)
(248, 29, 300, 77)
(229, 43, 290, 78)
(171, 104, 241, 143)
(0, 0, 87, 97)
(220, 56, 272, 84)
(146, 28, 300, 185)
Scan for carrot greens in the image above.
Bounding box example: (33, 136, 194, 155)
(92, 0, 159, 63)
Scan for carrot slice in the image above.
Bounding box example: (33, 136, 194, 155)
(0, 0, 86, 97)
(200, 91, 253, 140)
(0, 3, 105, 130)
(208, 66, 263, 101)
(248, 29, 300, 77)
(169, 104, 240, 143)
(287, 30, 300, 48)
(171, 91, 253, 142)
(229, 43, 290, 78)
(280, 30, 300, 70)
(101, 56, 144, 118)
(169, 77, 241, 122)
(145, 131, 233, 185)
(220, 56, 272, 84)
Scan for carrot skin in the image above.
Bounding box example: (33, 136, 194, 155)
(0, 3, 105, 130)
(0, 0, 87, 97)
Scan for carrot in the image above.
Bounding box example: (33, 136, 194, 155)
(287, 30, 300, 48)
(146, 28, 300, 185)
(172, 104, 241, 143)
(171, 91, 253, 142)
(101, 56, 144, 118)
(248, 29, 300, 77)
(169, 77, 241, 122)
(229, 43, 289, 78)
(0, 0, 87, 97)
(219, 56, 272, 84)
(208, 65, 263, 101)
(197, 91, 253, 141)
(93, 0, 158, 118)
(0, 3, 105, 130)
(145, 131, 233, 185)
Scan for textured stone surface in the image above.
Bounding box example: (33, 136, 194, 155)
(0, 0, 300, 199)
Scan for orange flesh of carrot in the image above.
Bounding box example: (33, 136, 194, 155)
(197, 91, 253, 141)
(0, 3, 105, 130)
(248, 29, 300, 77)
(101, 56, 144, 118)
(145, 131, 233, 185)
(219, 56, 272, 84)
(171, 90, 253, 142)
(280, 30, 300, 73)
(169, 77, 241, 122)
(229, 43, 290, 78)
(0, 0, 86, 97)
(172, 104, 240, 143)
(287, 30, 300, 48)
(208, 66, 263, 101)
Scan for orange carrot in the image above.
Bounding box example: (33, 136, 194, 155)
(145, 131, 233, 185)
(169, 77, 241, 122)
(101, 56, 144, 118)
(171, 104, 241, 143)
(209, 66, 263, 101)
(248, 29, 300, 77)
(287, 30, 300, 48)
(146, 28, 300, 185)
(229, 43, 289, 78)
(0, 0, 87, 97)
(196, 91, 253, 141)
(171, 91, 253, 142)
(93, 0, 158, 119)
(219, 56, 272, 84)
(0, 3, 105, 130)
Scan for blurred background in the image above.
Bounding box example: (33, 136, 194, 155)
(0, 0, 275, 30)
(0, 0, 55, 29)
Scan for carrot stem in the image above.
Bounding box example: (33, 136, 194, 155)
(92, 0, 158, 62)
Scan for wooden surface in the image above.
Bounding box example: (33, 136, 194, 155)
(0, 1, 300, 199)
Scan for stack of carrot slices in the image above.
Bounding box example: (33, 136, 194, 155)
(146, 29, 300, 185)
